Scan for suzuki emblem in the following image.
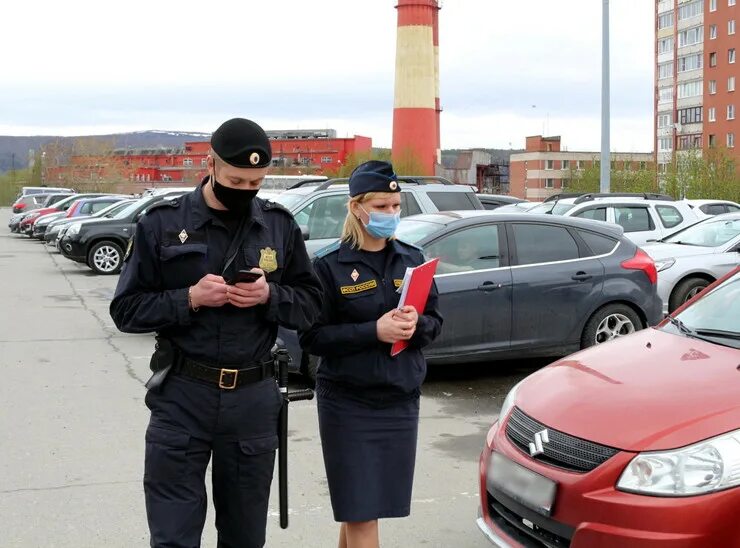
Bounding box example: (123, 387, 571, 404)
(529, 429, 550, 457)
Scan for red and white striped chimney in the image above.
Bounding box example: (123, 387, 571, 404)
(392, 0, 441, 175)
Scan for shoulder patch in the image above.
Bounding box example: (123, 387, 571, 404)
(260, 199, 292, 216)
(315, 240, 341, 259)
(145, 198, 181, 215)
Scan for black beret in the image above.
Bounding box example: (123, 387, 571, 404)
(211, 118, 272, 168)
(348, 160, 399, 197)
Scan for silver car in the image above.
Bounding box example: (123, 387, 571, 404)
(643, 212, 740, 315)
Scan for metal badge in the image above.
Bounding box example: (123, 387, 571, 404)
(351, 269, 360, 282)
(259, 247, 278, 273)
(179, 229, 188, 244)
(389, 181, 398, 191)
(529, 429, 550, 457)
(250, 152, 261, 166)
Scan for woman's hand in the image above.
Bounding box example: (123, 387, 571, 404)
(376, 309, 417, 343)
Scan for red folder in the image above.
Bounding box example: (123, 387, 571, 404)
(391, 257, 439, 357)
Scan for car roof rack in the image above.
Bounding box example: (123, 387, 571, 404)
(543, 192, 586, 203)
(573, 192, 674, 204)
(285, 178, 333, 189)
(311, 175, 455, 192)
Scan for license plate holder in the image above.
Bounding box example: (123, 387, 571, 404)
(488, 452, 557, 516)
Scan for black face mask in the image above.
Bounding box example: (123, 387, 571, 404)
(211, 175, 258, 216)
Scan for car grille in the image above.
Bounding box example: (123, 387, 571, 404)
(506, 407, 618, 473)
(487, 493, 572, 548)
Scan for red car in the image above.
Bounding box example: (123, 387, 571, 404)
(478, 267, 740, 547)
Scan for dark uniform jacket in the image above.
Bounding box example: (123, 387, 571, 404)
(299, 239, 443, 397)
(110, 183, 323, 366)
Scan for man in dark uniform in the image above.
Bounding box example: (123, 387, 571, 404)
(110, 118, 323, 548)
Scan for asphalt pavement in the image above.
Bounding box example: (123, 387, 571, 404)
(0, 208, 548, 548)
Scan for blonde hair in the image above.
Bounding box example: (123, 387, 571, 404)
(341, 192, 398, 249)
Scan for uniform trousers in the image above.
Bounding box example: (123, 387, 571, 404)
(143, 373, 282, 548)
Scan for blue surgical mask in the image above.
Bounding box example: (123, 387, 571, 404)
(360, 205, 401, 239)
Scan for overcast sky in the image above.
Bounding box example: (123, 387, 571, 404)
(0, 0, 654, 152)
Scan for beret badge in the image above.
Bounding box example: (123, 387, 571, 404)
(389, 181, 398, 191)
(250, 152, 261, 166)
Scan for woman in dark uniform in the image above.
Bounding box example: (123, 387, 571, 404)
(299, 160, 443, 548)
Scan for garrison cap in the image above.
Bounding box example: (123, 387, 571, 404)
(348, 160, 399, 197)
(210, 118, 272, 168)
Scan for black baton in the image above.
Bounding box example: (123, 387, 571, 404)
(276, 347, 314, 529)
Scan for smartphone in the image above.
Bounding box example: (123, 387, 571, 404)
(228, 269, 263, 285)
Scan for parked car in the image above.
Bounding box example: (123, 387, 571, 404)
(476, 194, 527, 210)
(491, 202, 539, 213)
(11, 194, 51, 214)
(15, 186, 74, 199)
(18, 193, 108, 236)
(684, 199, 740, 218)
(529, 192, 701, 246)
(478, 267, 740, 547)
(59, 192, 189, 274)
(45, 199, 137, 247)
(33, 196, 129, 240)
(643, 212, 740, 314)
(271, 176, 484, 257)
(291, 212, 661, 379)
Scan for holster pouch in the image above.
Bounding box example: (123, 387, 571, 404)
(145, 336, 175, 393)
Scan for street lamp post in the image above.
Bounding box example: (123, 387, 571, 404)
(601, 0, 611, 193)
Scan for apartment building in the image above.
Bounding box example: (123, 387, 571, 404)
(655, 0, 737, 171)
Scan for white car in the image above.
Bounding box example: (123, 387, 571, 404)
(529, 193, 701, 246)
(643, 212, 740, 314)
(684, 199, 740, 219)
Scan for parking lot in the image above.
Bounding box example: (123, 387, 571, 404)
(0, 208, 547, 548)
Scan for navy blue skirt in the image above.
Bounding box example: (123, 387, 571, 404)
(316, 382, 420, 522)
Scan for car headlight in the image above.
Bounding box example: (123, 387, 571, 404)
(486, 381, 523, 447)
(67, 222, 82, 236)
(48, 225, 61, 234)
(654, 258, 675, 272)
(617, 429, 740, 496)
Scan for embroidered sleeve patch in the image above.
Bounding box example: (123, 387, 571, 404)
(340, 279, 378, 295)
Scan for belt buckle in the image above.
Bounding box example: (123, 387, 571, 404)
(218, 368, 239, 389)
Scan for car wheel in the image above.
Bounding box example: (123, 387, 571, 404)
(87, 241, 123, 275)
(668, 277, 710, 313)
(581, 304, 642, 348)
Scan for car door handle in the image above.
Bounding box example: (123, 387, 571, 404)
(478, 282, 504, 292)
(571, 272, 592, 281)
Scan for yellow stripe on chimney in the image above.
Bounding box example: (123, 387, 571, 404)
(394, 26, 436, 109)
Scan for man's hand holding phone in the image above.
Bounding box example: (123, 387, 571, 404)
(226, 268, 270, 308)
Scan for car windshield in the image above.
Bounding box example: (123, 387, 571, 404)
(552, 203, 575, 215)
(272, 193, 306, 210)
(113, 199, 146, 219)
(395, 219, 444, 245)
(96, 200, 133, 218)
(527, 202, 555, 214)
(664, 218, 740, 247)
(666, 274, 740, 348)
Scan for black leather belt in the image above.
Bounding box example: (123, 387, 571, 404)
(175, 356, 275, 390)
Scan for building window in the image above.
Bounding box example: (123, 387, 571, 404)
(321, 156, 333, 163)
(658, 137, 673, 151)
(678, 0, 703, 21)
(659, 87, 674, 103)
(730, 20, 736, 35)
(658, 61, 674, 79)
(200, 158, 207, 167)
(729, 105, 736, 120)
(545, 159, 554, 170)
(678, 26, 703, 48)
(658, 113, 671, 128)
(678, 106, 703, 124)
(577, 160, 584, 170)
(545, 178, 554, 188)
(679, 53, 703, 72)
(658, 37, 674, 54)
(183, 158, 193, 167)
(729, 133, 736, 148)
(710, 24, 718, 39)
(677, 80, 703, 98)
(709, 134, 717, 147)
(678, 134, 702, 149)
(710, 0, 717, 11)
(731, 0, 737, 6)
(730, 49, 736, 64)
(640, 161, 647, 170)
(710, 52, 718, 67)
(658, 11, 674, 29)
(709, 107, 717, 121)
(562, 160, 570, 170)
(730, 76, 737, 91)
(709, 80, 718, 94)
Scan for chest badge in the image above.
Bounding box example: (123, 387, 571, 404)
(259, 247, 278, 273)
(178, 229, 188, 244)
(351, 269, 360, 282)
